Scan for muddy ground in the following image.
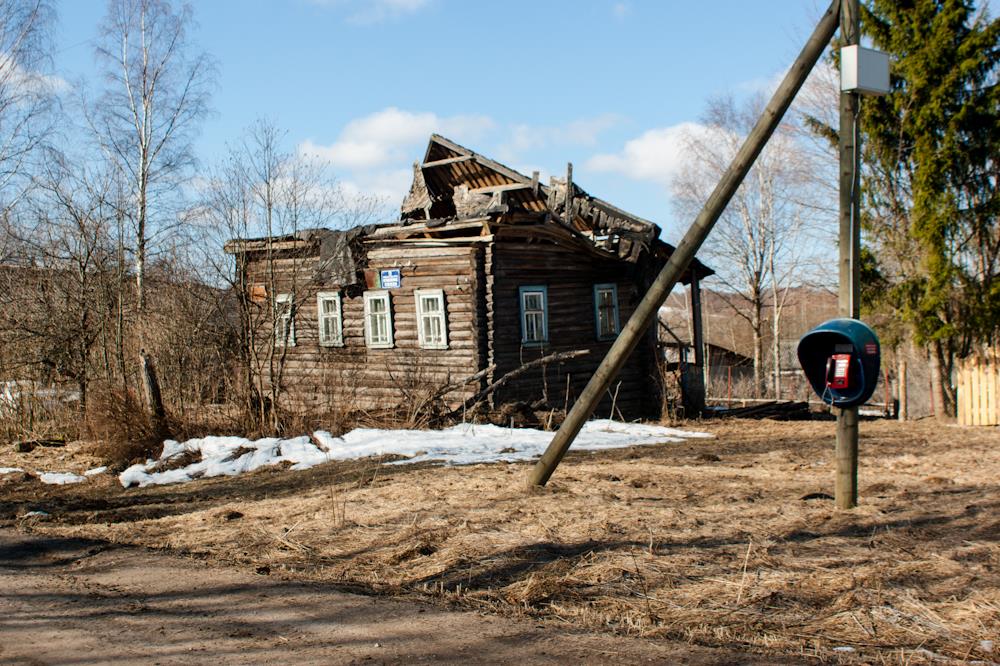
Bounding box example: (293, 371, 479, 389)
(1, 418, 997, 664)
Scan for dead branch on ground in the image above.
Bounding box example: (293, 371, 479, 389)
(453, 349, 590, 417)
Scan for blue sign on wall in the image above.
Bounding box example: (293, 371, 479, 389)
(379, 269, 401, 289)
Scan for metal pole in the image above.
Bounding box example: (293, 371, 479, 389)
(836, 0, 861, 510)
(529, 0, 842, 486)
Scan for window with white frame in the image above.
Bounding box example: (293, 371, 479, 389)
(317, 291, 343, 347)
(363, 290, 393, 348)
(593, 283, 620, 340)
(415, 288, 448, 349)
(275, 293, 295, 347)
(519, 285, 548, 344)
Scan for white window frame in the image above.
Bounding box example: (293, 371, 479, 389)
(275, 293, 295, 347)
(415, 288, 448, 350)
(363, 290, 393, 349)
(593, 283, 620, 340)
(317, 291, 344, 347)
(519, 285, 548, 345)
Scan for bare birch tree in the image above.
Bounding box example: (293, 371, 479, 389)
(672, 94, 825, 396)
(0, 0, 56, 213)
(199, 120, 383, 432)
(91, 0, 213, 422)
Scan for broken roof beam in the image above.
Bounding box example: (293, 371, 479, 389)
(363, 236, 493, 246)
(467, 182, 533, 194)
(368, 217, 490, 240)
(223, 237, 314, 254)
(589, 198, 661, 236)
(428, 134, 531, 186)
(421, 155, 475, 169)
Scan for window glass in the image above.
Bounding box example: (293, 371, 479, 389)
(519, 286, 548, 344)
(415, 289, 448, 349)
(594, 284, 619, 340)
(275, 293, 295, 347)
(317, 292, 343, 347)
(364, 291, 393, 348)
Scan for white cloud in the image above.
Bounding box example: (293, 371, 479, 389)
(299, 107, 495, 210)
(309, 0, 432, 24)
(339, 167, 412, 203)
(0, 52, 69, 96)
(300, 109, 623, 214)
(300, 107, 494, 171)
(495, 113, 622, 166)
(586, 122, 715, 186)
(505, 114, 620, 154)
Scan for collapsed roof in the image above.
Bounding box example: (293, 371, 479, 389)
(226, 134, 713, 283)
(400, 134, 712, 277)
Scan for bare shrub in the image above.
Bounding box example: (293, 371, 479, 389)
(85, 383, 163, 469)
(265, 404, 350, 441)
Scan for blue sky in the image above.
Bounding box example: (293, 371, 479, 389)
(53, 0, 834, 241)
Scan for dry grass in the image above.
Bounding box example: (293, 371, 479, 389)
(17, 419, 1000, 663)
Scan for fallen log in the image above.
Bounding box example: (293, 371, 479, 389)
(13, 438, 66, 453)
(714, 401, 811, 420)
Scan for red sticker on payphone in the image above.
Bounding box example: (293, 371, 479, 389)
(864, 343, 877, 355)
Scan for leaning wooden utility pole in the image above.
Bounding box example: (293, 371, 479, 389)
(529, 0, 841, 487)
(836, 0, 861, 509)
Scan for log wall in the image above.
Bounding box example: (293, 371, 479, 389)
(240, 232, 662, 420)
(244, 244, 483, 413)
(488, 235, 659, 419)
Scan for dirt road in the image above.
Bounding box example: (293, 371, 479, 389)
(0, 529, 775, 665)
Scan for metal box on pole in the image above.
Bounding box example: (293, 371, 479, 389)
(840, 45, 890, 95)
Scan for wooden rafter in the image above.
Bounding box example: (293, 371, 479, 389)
(421, 155, 475, 169)
(428, 134, 531, 186)
(468, 183, 532, 194)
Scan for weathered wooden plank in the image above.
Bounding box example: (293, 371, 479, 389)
(421, 155, 475, 168)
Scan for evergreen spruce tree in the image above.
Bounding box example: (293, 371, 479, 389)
(860, 0, 999, 416)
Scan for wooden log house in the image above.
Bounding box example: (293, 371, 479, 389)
(225, 135, 713, 419)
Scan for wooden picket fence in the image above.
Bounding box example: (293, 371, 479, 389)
(956, 353, 999, 426)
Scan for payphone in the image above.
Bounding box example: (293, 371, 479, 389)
(797, 318, 880, 408)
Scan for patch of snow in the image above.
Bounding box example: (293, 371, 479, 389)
(22, 510, 49, 517)
(858, 408, 885, 417)
(83, 466, 107, 476)
(980, 640, 994, 654)
(119, 420, 713, 488)
(0, 467, 24, 474)
(832, 646, 856, 652)
(39, 471, 87, 485)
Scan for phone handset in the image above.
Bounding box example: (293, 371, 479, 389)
(825, 353, 852, 390)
